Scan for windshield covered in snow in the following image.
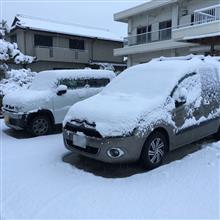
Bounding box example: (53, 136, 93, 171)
(102, 60, 201, 99)
(29, 74, 57, 91)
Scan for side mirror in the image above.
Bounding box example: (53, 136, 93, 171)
(57, 85, 67, 96)
(174, 87, 187, 108)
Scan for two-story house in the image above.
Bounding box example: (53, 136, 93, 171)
(9, 14, 125, 72)
(114, 0, 220, 66)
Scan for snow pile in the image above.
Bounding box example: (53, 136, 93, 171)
(0, 39, 34, 64)
(1, 119, 219, 219)
(0, 69, 36, 96)
(64, 58, 211, 137)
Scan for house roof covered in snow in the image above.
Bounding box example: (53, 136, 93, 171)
(11, 14, 123, 42)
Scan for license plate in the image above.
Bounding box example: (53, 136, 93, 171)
(4, 115, 10, 124)
(73, 134, 87, 148)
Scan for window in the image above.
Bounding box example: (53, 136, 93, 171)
(137, 25, 152, 44)
(159, 20, 172, 40)
(200, 67, 220, 103)
(88, 78, 110, 87)
(58, 79, 77, 89)
(10, 34, 17, 43)
(171, 73, 201, 106)
(191, 14, 195, 25)
(58, 78, 110, 89)
(34, 35, 53, 47)
(69, 39, 85, 50)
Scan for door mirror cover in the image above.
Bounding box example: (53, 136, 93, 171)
(57, 85, 67, 96)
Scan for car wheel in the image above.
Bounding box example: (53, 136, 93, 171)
(214, 126, 220, 140)
(29, 115, 51, 136)
(140, 132, 168, 169)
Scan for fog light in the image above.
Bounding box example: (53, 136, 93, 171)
(107, 148, 124, 158)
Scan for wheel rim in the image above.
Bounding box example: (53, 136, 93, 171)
(148, 137, 165, 164)
(32, 118, 49, 135)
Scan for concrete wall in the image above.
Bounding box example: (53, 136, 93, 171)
(127, 47, 191, 66)
(119, 0, 220, 67)
(8, 61, 85, 72)
(128, 4, 173, 37)
(128, 0, 219, 37)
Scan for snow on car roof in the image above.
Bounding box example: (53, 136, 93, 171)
(30, 69, 115, 91)
(102, 57, 207, 98)
(11, 14, 122, 42)
(39, 69, 115, 79)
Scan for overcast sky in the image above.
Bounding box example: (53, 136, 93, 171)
(1, 0, 148, 37)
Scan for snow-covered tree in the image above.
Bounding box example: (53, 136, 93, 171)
(0, 20, 35, 79)
(0, 21, 36, 114)
(0, 20, 9, 39)
(0, 39, 35, 75)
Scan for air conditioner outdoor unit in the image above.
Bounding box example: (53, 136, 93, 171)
(181, 9, 188, 16)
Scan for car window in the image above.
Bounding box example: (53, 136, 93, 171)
(171, 73, 201, 105)
(58, 78, 110, 89)
(58, 79, 78, 89)
(88, 78, 110, 87)
(200, 67, 220, 103)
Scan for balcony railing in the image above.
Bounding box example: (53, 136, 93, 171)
(176, 4, 220, 29)
(124, 27, 172, 46)
(194, 4, 220, 25)
(123, 4, 220, 47)
(34, 46, 89, 63)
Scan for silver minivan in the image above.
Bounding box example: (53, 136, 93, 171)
(63, 56, 220, 169)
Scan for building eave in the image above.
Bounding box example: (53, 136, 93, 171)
(10, 25, 123, 43)
(114, 0, 178, 23)
(114, 40, 198, 56)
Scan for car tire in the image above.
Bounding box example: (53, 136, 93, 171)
(140, 131, 168, 169)
(214, 126, 220, 140)
(29, 115, 52, 136)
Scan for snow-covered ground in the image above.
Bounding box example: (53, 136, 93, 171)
(1, 119, 219, 219)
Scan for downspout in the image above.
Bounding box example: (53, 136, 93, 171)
(91, 37, 97, 63)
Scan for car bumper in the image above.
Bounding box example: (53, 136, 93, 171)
(3, 111, 27, 130)
(63, 128, 144, 163)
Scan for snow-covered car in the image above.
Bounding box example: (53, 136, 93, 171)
(63, 57, 220, 169)
(2, 69, 115, 136)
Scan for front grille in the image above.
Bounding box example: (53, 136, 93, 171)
(65, 122, 102, 138)
(3, 105, 15, 112)
(66, 139, 98, 154)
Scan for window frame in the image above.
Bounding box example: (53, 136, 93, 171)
(170, 72, 197, 98)
(34, 34, 53, 47)
(69, 38, 85, 50)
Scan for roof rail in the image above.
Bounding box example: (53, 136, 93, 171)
(153, 54, 205, 62)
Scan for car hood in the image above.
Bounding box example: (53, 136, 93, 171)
(3, 89, 53, 112)
(64, 93, 163, 137)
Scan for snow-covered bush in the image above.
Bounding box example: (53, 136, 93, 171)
(0, 68, 36, 115)
(0, 39, 34, 65)
(0, 68, 36, 96)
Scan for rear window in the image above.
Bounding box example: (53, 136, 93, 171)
(58, 78, 110, 89)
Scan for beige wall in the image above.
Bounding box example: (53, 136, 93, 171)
(10, 28, 123, 71)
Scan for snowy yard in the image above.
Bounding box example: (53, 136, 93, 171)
(1, 119, 219, 219)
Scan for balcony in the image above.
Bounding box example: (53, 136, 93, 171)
(34, 46, 89, 63)
(124, 27, 172, 47)
(173, 4, 220, 41)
